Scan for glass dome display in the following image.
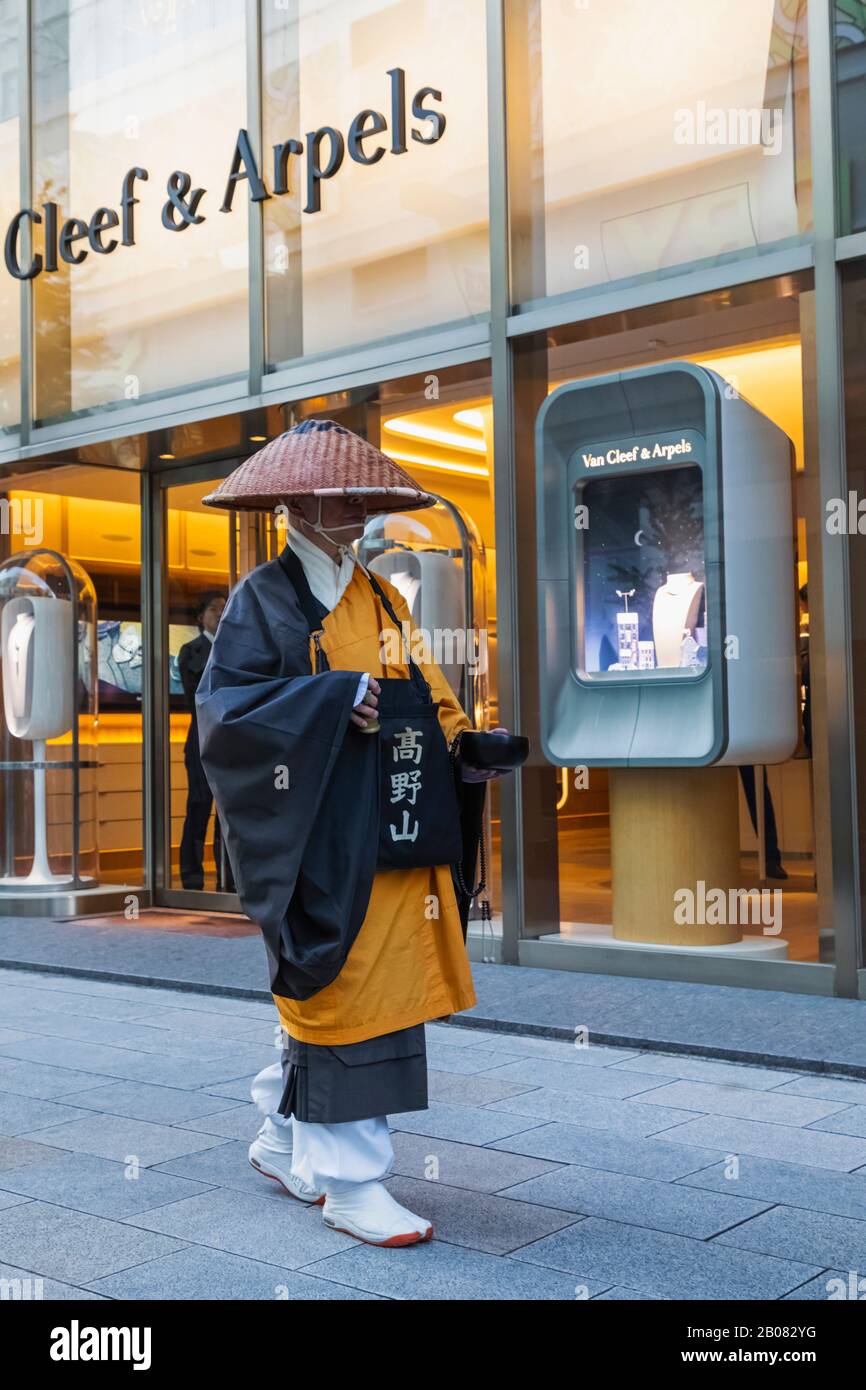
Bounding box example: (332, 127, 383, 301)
(356, 495, 489, 728)
(0, 549, 99, 895)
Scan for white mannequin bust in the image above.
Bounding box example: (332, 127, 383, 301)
(652, 571, 705, 669)
(2, 597, 74, 741)
(7, 612, 35, 722)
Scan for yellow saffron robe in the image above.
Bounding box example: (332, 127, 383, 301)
(274, 564, 477, 1046)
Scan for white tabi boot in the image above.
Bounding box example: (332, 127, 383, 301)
(248, 1116, 325, 1205)
(249, 1061, 324, 1205)
(323, 1180, 434, 1247)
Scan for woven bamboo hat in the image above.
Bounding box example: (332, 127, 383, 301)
(202, 418, 435, 514)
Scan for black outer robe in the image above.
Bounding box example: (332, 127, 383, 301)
(195, 552, 380, 1000)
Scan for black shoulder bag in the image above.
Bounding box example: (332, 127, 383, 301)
(277, 547, 464, 872)
(366, 571, 464, 871)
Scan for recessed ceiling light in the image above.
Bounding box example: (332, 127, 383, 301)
(383, 417, 486, 454)
(159, 452, 175, 460)
(386, 448, 489, 479)
(453, 408, 485, 431)
(249, 435, 268, 442)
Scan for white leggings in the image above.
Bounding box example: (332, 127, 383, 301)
(251, 1059, 394, 1194)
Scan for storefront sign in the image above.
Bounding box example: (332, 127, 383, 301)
(3, 68, 445, 281)
(581, 438, 695, 468)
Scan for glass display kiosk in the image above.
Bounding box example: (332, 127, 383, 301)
(535, 362, 798, 953)
(537, 361, 798, 767)
(0, 549, 99, 900)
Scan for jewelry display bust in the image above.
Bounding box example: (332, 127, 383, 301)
(652, 571, 705, 669)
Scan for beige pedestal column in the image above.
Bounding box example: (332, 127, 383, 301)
(609, 766, 742, 946)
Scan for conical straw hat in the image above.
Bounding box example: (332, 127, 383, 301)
(202, 419, 435, 514)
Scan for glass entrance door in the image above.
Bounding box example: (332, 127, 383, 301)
(154, 465, 245, 908)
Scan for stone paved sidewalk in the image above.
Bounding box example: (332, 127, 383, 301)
(0, 967, 865, 1301)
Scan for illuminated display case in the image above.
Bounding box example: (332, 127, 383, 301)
(0, 549, 99, 896)
(536, 361, 798, 767)
(577, 458, 708, 681)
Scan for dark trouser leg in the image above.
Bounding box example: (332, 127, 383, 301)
(179, 751, 213, 890)
(213, 814, 235, 893)
(739, 766, 783, 871)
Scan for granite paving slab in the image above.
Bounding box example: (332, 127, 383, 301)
(0, 1261, 108, 1300)
(782, 1271, 855, 1300)
(298, 1239, 599, 1300)
(53, 1080, 245, 1125)
(473, 1057, 677, 1099)
(0, 1091, 93, 1137)
(0, 1058, 118, 1101)
(389, 1101, 545, 1146)
(388, 1131, 564, 1193)
(383, 1174, 581, 1254)
(613, 1055, 803, 1090)
(678, 1153, 866, 1222)
(176, 1104, 261, 1141)
(510, 1217, 822, 1300)
(121, 1187, 355, 1269)
(807, 1106, 866, 1138)
(486, 1088, 699, 1138)
(0, 1151, 214, 1219)
(87, 1246, 384, 1300)
(426, 1069, 537, 1107)
(775, 1076, 866, 1104)
(499, 1164, 772, 1238)
(488, 1122, 725, 1181)
(153, 1140, 276, 1197)
(630, 1079, 847, 1126)
(14, 1112, 230, 1166)
(713, 1205, 866, 1269)
(656, 1114, 866, 1172)
(0, 1135, 72, 1172)
(0, 1200, 187, 1284)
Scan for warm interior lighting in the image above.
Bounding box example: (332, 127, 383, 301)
(383, 416, 486, 454)
(386, 448, 489, 479)
(453, 408, 485, 431)
(159, 452, 175, 460)
(249, 435, 268, 442)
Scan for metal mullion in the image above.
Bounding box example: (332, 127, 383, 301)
(807, 0, 861, 995)
(486, 0, 522, 963)
(835, 229, 866, 263)
(506, 243, 816, 339)
(246, 0, 265, 396)
(142, 469, 166, 900)
(17, 0, 33, 443)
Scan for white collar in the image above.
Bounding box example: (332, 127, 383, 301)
(286, 520, 357, 612)
(203, 628, 215, 644)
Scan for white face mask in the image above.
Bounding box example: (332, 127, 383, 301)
(301, 498, 367, 554)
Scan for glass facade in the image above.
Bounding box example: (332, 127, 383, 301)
(261, 0, 490, 365)
(508, 0, 811, 304)
(30, 0, 248, 421)
(1, 1, 865, 998)
(0, 0, 20, 431)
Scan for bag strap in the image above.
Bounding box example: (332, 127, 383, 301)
(277, 546, 330, 672)
(365, 570, 431, 699)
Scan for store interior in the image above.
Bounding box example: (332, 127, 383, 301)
(0, 288, 824, 964)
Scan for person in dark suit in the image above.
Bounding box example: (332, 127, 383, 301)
(178, 590, 228, 890)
